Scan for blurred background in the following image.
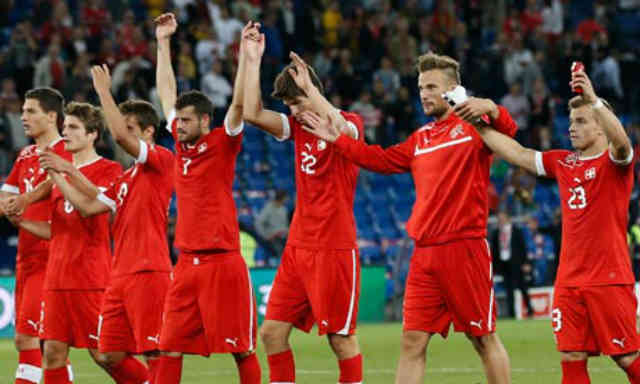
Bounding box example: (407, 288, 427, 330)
(0, 0, 639, 331)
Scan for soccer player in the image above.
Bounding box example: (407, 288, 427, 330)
(15, 101, 122, 383)
(461, 69, 640, 383)
(153, 13, 260, 384)
(32, 63, 175, 384)
(242, 29, 365, 384)
(300, 52, 517, 384)
(0, 88, 71, 384)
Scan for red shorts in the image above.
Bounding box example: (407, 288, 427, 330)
(403, 238, 496, 337)
(265, 246, 360, 336)
(98, 272, 170, 354)
(159, 251, 257, 356)
(15, 263, 45, 337)
(41, 290, 104, 349)
(552, 285, 640, 355)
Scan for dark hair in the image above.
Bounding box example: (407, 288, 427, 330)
(64, 101, 105, 142)
(416, 52, 461, 85)
(175, 90, 214, 122)
(271, 63, 324, 101)
(24, 87, 65, 130)
(275, 189, 288, 201)
(119, 99, 159, 139)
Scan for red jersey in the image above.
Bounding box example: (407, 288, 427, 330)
(536, 149, 635, 287)
(277, 111, 364, 249)
(333, 106, 517, 246)
(167, 110, 243, 252)
(45, 157, 122, 290)
(1, 138, 71, 274)
(98, 140, 174, 276)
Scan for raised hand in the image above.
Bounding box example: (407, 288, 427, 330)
(299, 110, 341, 143)
(288, 51, 315, 94)
(240, 21, 261, 55)
(244, 25, 265, 62)
(570, 70, 597, 104)
(91, 64, 112, 94)
(39, 150, 72, 174)
(154, 13, 177, 40)
(454, 97, 499, 126)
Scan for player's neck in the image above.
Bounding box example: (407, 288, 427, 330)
(73, 147, 100, 167)
(434, 107, 454, 123)
(578, 141, 607, 159)
(33, 128, 61, 150)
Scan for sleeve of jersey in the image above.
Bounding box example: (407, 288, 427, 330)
(344, 113, 364, 141)
(274, 114, 294, 142)
(535, 151, 558, 178)
(223, 113, 244, 137)
(136, 140, 168, 172)
(333, 134, 412, 174)
(96, 180, 118, 213)
(609, 147, 634, 167)
(491, 105, 518, 138)
(165, 109, 177, 140)
(1, 162, 20, 194)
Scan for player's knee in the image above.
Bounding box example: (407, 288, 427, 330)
(561, 351, 588, 362)
(401, 331, 430, 358)
(14, 333, 38, 351)
(259, 323, 287, 348)
(43, 342, 67, 368)
(93, 351, 125, 368)
(612, 352, 639, 369)
(328, 334, 359, 359)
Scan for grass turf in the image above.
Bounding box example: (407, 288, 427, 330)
(0, 319, 629, 383)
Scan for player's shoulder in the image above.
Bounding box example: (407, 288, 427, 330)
(16, 144, 39, 162)
(97, 157, 124, 173)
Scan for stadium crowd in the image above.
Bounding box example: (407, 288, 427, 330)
(0, 0, 640, 288)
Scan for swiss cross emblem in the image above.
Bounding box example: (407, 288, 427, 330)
(450, 124, 464, 138)
(317, 139, 327, 151)
(585, 167, 596, 180)
(197, 143, 207, 153)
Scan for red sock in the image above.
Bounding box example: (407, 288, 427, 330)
(147, 358, 160, 384)
(108, 356, 149, 384)
(236, 353, 261, 384)
(15, 349, 42, 384)
(625, 355, 640, 384)
(338, 354, 363, 383)
(561, 360, 590, 384)
(44, 366, 70, 384)
(155, 356, 183, 384)
(267, 350, 295, 383)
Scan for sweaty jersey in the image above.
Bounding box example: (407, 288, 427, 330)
(45, 157, 122, 290)
(1, 138, 71, 274)
(535, 149, 635, 287)
(98, 140, 174, 277)
(276, 111, 364, 250)
(167, 111, 243, 252)
(333, 106, 517, 246)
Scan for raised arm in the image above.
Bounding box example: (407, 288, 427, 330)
(225, 21, 257, 132)
(48, 171, 109, 218)
(476, 127, 537, 174)
(300, 111, 411, 174)
(92, 64, 142, 158)
(286, 52, 356, 139)
(155, 13, 178, 119)
(570, 70, 632, 162)
(242, 28, 286, 138)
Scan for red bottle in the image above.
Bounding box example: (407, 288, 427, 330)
(571, 61, 584, 94)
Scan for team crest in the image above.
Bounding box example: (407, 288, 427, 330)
(197, 143, 207, 153)
(450, 124, 464, 139)
(317, 139, 327, 151)
(585, 167, 596, 180)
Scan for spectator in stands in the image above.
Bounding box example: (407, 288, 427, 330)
(5, 22, 36, 96)
(387, 16, 416, 68)
(591, 45, 624, 105)
(200, 58, 232, 122)
(350, 90, 382, 143)
(209, 3, 244, 50)
(503, 33, 534, 89)
(33, 43, 65, 89)
(491, 211, 534, 318)
(501, 82, 531, 145)
(322, 1, 342, 48)
(525, 215, 555, 286)
(0, 94, 26, 152)
(255, 190, 290, 258)
(541, 0, 563, 40)
(629, 217, 640, 280)
(373, 56, 400, 97)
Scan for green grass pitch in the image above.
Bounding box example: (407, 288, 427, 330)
(0, 320, 629, 383)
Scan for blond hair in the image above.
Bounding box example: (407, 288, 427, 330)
(568, 96, 614, 113)
(417, 52, 460, 84)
